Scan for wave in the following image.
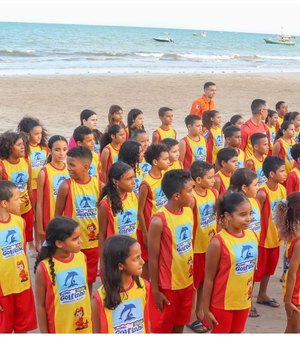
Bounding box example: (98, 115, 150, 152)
(0, 49, 37, 57)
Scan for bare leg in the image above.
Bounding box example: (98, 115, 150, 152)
(285, 309, 300, 333)
(257, 275, 270, 301)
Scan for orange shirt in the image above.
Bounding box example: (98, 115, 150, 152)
(190, 95, 215, 118)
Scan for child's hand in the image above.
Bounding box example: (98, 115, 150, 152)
(153, 290, 170, 312)
(203, 310, 218, 331)
(285, 301, 300, 319)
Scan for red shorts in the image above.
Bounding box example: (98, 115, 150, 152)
(32, 189, 37, 208)
(22, 209, 34, 243)
(193, 253, 206, 288)
(152, 284, 194, 333)
(0, 288, 37, 333)
(137, 229, 148, 261)
(205, 306, 249, 333)
(81, 247, 99, 283)
(254, 246, 280, 282)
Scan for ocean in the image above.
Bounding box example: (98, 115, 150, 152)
(1, 21, 300, 75)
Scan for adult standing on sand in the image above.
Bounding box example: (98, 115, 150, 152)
(190, 82, 217, 118)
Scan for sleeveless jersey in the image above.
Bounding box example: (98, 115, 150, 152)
(0, 158, 32, 215)
(134, 166, 143, 194)
(42, 163, 70, 229)
(64, 177, 100, 249)
(94, 278, 150, 334)
(94, 142, 101, 154)
(103, 143, 119, 179)
(88, 151, 101, 181)
(276, 138, 296, 174)
(277, 116, 284, 128)
(39, 252, 92, 333)
(236, 148, 246, 169)
(182, 135, 207, 169)
(266, 125, 276, 151)
(294, 130, 300, 143)
(215, 171, 230, 196)
(139, 158, 151, 176)
(247, 155, 267, 187)
(248, 197, 261, 237)
(0, 214, 31, 296)
(211, 229, 258, 310)
(259, 183, 286, 248)
(29, 144, 47, 190)
(204, 127, 223, 165)
(154, 206, 194, 290)
(193, 188, 217, 254)
(286, 167, 300, 195)
(154, 127, 177, 142)
(167, 160, 183, 171)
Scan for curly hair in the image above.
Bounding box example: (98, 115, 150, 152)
(0, 131, 24, 160)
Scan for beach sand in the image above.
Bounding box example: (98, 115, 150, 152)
(2, 72, 296, 333)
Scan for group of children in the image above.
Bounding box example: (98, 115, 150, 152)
(1, 98, 300, 334)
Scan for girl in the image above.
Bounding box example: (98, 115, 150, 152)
(35, 135, 70, 246)
(222, 114, 244, 133)
(105, 104, 128, 139)
(284, 111, 300, 143)
(276, 193, 300, 333)
(127, 108, 145, 139)
(0, 131, 35, 252)
(202, 192, 258, 333)
(100, 124, 126, 184)
(202, 110, 224, 165)
(265, 109, 279, 154)
(93, 235, 150, 333)
(131, 129, 152, 176)
(34, 216, 92, 333)
(98, 161, 138, 253)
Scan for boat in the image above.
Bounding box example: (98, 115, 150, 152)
(193, 31, 207, 37)
(152, 37, 174, 42)
(264, 34, 296, 46)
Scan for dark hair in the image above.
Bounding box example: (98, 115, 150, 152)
(185, 114, 201, 127)
(222, 114, 243, 133)
(118, 140, 141, 173)
(100, 124, 124, 152)
(217, 147, 238, 167)
(67, 146, 92, 164)
(161, 138, 179, 151)
(204, 81, 216, 90)
(34, 217, 79, 285)
(275, 101, 286, 111)
(73, 125, 93, 143)
(161, 169, 191, 199)
(284, 111, 300, 123)
(223, 125, 240, 139)
(158, 107, 172, 117)
(275, 121, 294, 140)
(100, 161, 133, 215)
(190, 161, 214, 180)
(0, 131, 24, 160)
(80, 109, 103, 147)
(265, 109, 278, 124)
(0, 180, 17, 201)
(202, 110, 219, 130)
(131, 128, 148, 141)
(291, 144, 300, 162)
(262, 156, 285, 178)
(102, 235, 142, 309)
(229, 168, 258, 192)
(127, 109, 144, 138)
(144, 143, 169, 166)
(108, 104, 123, 123)
(251, 99, 266, 114)
(46, 135, 68, 164)
(250, 132, 268, 147)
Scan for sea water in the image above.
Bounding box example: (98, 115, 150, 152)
(1, 21, 300, 75)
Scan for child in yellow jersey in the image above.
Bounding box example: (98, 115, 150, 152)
(127, 108, 145, 139)
(255, 156, 287, 308)
(148, 170, 194, 333)
(137, 143, 170, 280)
(36, 135, 69, 248)
(285, 111, 300, 143)
(93, 235, 150, 333)
(0, 181, 37, 333)
(265, 110, 279, 154)
(161, 138, 183, 171)
(131, 129, 152, 176)
(152, 107, 177, 144)
(98, 161, 137, 253)
(286, 144, 300, 195)
(55, 146, 100, 294)
(222, 114, 244, 132)
(245, 133, 269, 187)
(203, 192, 258, 333)
(275, 101, 289, 130)
(276, 193, 300, 333)
(34, 217, 92, 333)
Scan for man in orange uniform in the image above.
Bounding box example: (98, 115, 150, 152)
(190, 82, 216, 118)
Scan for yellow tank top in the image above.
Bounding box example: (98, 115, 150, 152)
(167, 160, 183, 171)
(278, 137, 296, 174)
(267, 125, 276, 149)
(248, 197, 261, 238)
(278, 116, 284, 127)
(155, 127, 177, 142)
(236, 148, 245, 169)
(29, 145, 47, 190)
(183, 135, 207, 166)
(208, 127, 224, 165)
(251, 155, 267, 187)
(134, 166, 143, 194)
(40, 252, 92, 333)
(88, 151, 101, 180)
(0, 214, 31, 296)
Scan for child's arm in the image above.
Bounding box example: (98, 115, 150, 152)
(152, 131, 160, 144)
(55, 180, 69, 216)
(245, 159, 254, 171)
(138, 183, 149, 247)
(214, 159, 221, 172)
(256, 188, 267, 210)
(35, 265, 49, 333)
(92, 296, 101, 333)
(213, 175, 221, 193)
(178, 139, 186, 165)
(272, 141, 281, 157)
(98, 201, 108, 260)
(100, 148, 109, 184)
(27, 164, 34, 210)
(36, 169, 46, 241)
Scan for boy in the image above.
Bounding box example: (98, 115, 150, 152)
(137, 143, 170, 279)
(179, 115, 207, 170)
(286, 143, 300, 195)
(131, 128, 151, 176)
(0, 181, 37, 333)
(148, 170, 194, 333)
(161, 138, 183, 171)
(223, 125, 245, 169)
(152, 107, 177, 144)
(275, 100, 289, 129)
(255, 156, 287, 308)
(245, 133, 269, 187)
(55, 146, 100, 294)
(214, 147, 238, 196)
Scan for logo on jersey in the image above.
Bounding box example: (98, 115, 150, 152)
(88, 164, 96, 177)
(154, 187, 168, 209)
(140, 162, 151, 175)
(233, 241, 258, 275)
(215, 134, 223, 147)
(194, 145, 206, 161)
(75, 194, 97, 219)
(271, 199, 281, 222)
(257, 169, 267, 186)
(53, 175, 69, 196)
(199, 200, 215, 227)
(31, 150, 46, 169)
(11, 171, 28, 192)
(175, 223, 192, 254)
(0, 227, 24, 258)
(117, 208, 137, 236)
(249, 207, 260, 234)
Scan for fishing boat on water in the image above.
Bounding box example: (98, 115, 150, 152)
(152, 37, 174, 42)
(264, 34, 296, 46)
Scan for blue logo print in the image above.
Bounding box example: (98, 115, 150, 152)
(194, 146, 206, 161)
(117, 208, 137, 236)
(271, 199, 281, 222)
(140, 162, 151, 175)
(11, 171, 28, 192)
(119, 304, 136, 322)
(199, 200, 215, 228)
(233, 241, 258, 275)
(249, 207, 260, 234)
(75, 194, 97, 219)
(31, 150, 46, 169)
(175, 223, 192, 254)
(215, 135, 223, 147)
(154, 187, 168, 209)
(88, 164, 96, 177)
(64, 271, 79, 288)
(257, 168, 267, 186)
(53, 175, 69, 196)
(0, 227, 23, 259)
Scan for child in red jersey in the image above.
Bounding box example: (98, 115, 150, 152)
(148, 170, 194, 333)
(286, 144, 300, 195)
(34, 217, 92, 333)
(203, 192, 258, 333)
(0, 181, 37, 333)
(276, 193, 300, 333)
(93, 235, 150, 333)
(161, 138, 183, 171)
(152, 107, 177, 144)
(127, 108, 145, 139)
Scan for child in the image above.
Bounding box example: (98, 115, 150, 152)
(255, 156, 287, 308)
(148, 170, 194, 333)
(222, 114, 244, 132)
(0, 181, 37, 333)
(222, 125, 245, 169)
(202, 192, 258, 333)
(137, 143, 170, 279)
(286, 144, 300, 195)
(161, 138, 183, 171)
(179, 114, 207, 170)
(202, 110, 223, 165)
(55, 146, 100, 293)
(284, 111, 300, 143)
(105, 104, 128, 139)
(127, 108, 145, 139)
(275, 101, 289, 128)
(245, 133, 269, 187)
(0, 131, 35, 253)
(214, 147, 238, 196)
(101, 124, 126, 184)
(276, 193, 300, 333)
(93, 235, 150, 333)
(98, 161, 138, 252)
(34, 216, 92, 333)
(131, 129, 151, 176)
(152, 107, 177, 144)
(188, 161, 218, 333)
(265, 109, 279, 153)
(35, 135, 69, 245)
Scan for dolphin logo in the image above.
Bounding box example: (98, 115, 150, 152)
(142, 163, 151, 173)
(241, 245, 253, 260)
(57, 176, 67, 186)
(80, 196, 92, 208)
(122, 211, 133, 224)
(196, 147, 204, 156)
(64, 271, 78, 288)
(202, 204, 211, 216)
(119, 304, 136, 322)
(5, 230, 17, 244)
(15, 173, 25, 184)
(34, 152, 42, 161)
(179, 226, 189, 240)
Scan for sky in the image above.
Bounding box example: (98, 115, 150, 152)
(1, 0, 300, 35)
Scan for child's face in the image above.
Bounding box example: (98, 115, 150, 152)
(189, 120, 202, 136)
(120, 242, 144, 277)
(116, 168, 135, 193)
(225, 201, 252, 231)
(243, 178, 259, 198)
(284, 124, 295, 138)
(212, 113, 222, 127)
(293, 115, 300, 129)
(51, 140, 68, 163)
(112, 129, 126, 145)
(169, 145, 180, 162)
(29, 126, 42, 145)
(196, 168, 215, 189)
(83, 114, 97, 130)
(57, 226, 82, 253)
(255, 137, 269, 155)
(155, 151, 170, 171)
(136, 133, 149, 152)
(227, 131, 241, 148)
(4, 187, 21, 215)
(271, 165, 287, 184)
(235, 118, 244, 129)
(268, 114, 278, 126)
(223, 156, 238, 173)
(160, 111, 173, 126)
(132, 114, 144, 129)
(112, 110, 123, 124)
(177, 180, 194, 207)
(12, 138, 25, 158)
(80, 134, 95, 151)
(67, 156, 89, 179)
(278, 103, 288, 116)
